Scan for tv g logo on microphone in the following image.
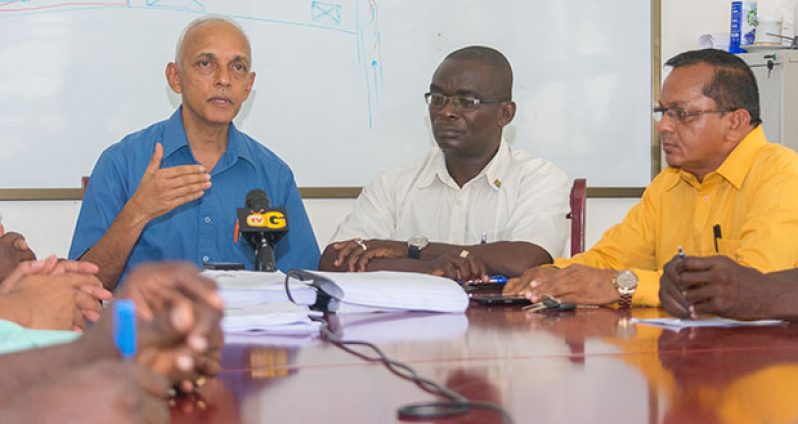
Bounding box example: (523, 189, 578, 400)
(246, 211, 287, 229)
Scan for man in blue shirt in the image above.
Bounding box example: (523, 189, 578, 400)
(70, 16, 319, 290)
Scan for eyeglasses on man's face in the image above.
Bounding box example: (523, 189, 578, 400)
(424, 92, 509, 112)
(652, 105, 737, 124)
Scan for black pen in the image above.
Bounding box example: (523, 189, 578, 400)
(713, 224, 722, 253)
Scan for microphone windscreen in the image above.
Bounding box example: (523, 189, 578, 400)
(245, 189, 270, 210)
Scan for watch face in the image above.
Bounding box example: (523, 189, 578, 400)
(616, 270, 638, 290)
(408, 235, 429, 249)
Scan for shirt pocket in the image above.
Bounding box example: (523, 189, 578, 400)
(716, 238, 741, 256)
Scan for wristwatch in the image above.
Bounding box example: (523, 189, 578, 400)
(614, 270, 638, 308)
(407, 235, 429, 259)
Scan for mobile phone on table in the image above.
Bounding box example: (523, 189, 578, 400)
(469, 293, 531, 305)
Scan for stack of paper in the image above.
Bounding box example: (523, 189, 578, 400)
(222, 303, 321, 335)
(202, 270, 317, 308)
(303, 271, 469, 313)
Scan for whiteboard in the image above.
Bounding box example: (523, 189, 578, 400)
(0, 0, 652, 189)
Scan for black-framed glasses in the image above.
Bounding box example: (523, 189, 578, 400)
(652, 106, 737, 124)
(424, 92, 509, 112)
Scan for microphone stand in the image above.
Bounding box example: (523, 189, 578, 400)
(254, 236, 276, 272)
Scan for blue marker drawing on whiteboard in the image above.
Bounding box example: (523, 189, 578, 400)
(311, 1, 342, 26)
(145, 0, 204, 12)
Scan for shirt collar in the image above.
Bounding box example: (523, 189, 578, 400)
(483, 140, 512, 191)
(711, 125, 767, 189)
(162, 106, 256, 170)
(667, 126, 768, 191)
(417, 138, 511, 191)
(162, 107, 191, 160)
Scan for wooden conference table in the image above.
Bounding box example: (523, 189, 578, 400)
(172, 305, 798, 423)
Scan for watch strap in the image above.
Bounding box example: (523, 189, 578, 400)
(618, 291, 633, 309)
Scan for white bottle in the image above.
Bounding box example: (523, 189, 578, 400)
(742, 0, 758, 46)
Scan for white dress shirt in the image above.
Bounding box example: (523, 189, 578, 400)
(331, 140, 570, 257)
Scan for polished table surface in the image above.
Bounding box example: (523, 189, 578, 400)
(172, 305, 798, 423)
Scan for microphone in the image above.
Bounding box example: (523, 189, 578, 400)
(237, 189, 289, 272)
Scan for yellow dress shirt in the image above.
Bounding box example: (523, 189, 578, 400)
(555, 126, 798, 305)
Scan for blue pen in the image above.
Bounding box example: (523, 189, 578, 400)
(113, 299, 137, 360)
(488, 275, 508, 284)
(463, 275, 508, 285)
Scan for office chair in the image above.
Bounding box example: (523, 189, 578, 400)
(567, 178, 587, 257)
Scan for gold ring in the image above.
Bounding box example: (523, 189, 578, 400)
(459, 249, 470, 258)
(354, 238, 368, 251)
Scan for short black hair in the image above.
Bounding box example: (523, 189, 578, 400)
(445, 46, 513, 99)
(665, 48, 761, 126)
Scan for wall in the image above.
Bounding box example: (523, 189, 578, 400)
(0, 0, 653, 189)
(0, 1, 774, 260)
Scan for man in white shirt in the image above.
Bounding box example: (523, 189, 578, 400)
(319, 46, 569, 280)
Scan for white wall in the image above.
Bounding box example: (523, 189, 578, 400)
(1, 0, 775, 260)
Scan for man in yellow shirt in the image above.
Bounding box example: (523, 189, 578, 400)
(504, 48, 798, 307)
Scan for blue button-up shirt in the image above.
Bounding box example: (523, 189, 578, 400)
(69, 107, 320, 287)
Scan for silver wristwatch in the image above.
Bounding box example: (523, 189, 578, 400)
(407, 235, 429, 259)
(614, 270, 638, 308)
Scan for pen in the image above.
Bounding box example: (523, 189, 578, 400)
(464, 275, 508, 285)
(480, 232, 487, 245)
(678, 245, 685, 259)
(713, 224, 722, 253)
(113, 299, 137, 360)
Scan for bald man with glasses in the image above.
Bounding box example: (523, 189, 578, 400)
(319, 46, 570, 281)
(504, 48, 798, 308)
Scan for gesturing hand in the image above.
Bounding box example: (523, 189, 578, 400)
(127, 143, 212, 221)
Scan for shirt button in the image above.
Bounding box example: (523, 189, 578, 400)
(204, 216, 212, 224)
(202, 256, 210, 263)
(703, 195, 710, 202)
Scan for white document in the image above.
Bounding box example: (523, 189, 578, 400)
(222, 302, 321, 335)
(305, 271, 469, 313)
(202, 270, 317, 308)
(632, 317, 784, 332)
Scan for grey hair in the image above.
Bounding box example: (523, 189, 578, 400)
(174, 15, 250, 66)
